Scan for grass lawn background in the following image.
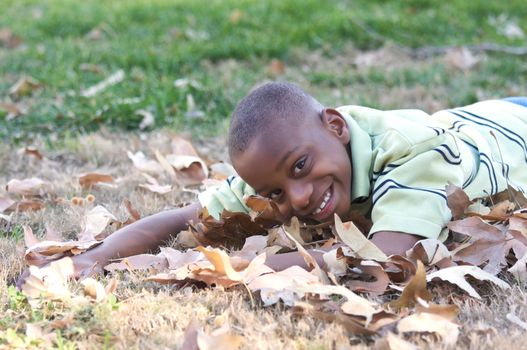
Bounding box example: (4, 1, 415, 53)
(1, 0, 527, 348)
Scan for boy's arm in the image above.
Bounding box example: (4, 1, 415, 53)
(18, 202, 202, 285)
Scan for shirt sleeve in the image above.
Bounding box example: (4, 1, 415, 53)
(198, 176, 255, 219)
(369, 131, 473, 239)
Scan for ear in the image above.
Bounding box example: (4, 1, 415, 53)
(321, 108, 350, 144)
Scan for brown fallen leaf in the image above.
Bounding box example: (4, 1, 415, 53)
(24, 225, 41, 248)
(78, 205, 118, 241)
(79, 173, 114, 189)
(196, 246, 243, 282)
(384, 255, 416, 284)
(426, 265, 510, 299)
(23, 223, 102, 265)
(6, 177, 47, 195)
(407, 239, 452, 267)
(445, 46, 479, 72)
(138, 183, 173, 195)
(8, 76, 42, 98)
(191, 207, 273, 249)
(0, 101, 27, 119)
(21, 257, 74, 300)
(267, 59, 285, 76)
(12, 199, 45, 212)
(415, 301, 459, 321)
(160, 247, 204, 270)
(283, 225, 330, 285)
(397, 312, 459, 346)
(0, 196, 15, 213)
(0, 28, 23, 48)
(209, 162, 237, 180)
(292, 301, 377, 336)
(23, 146, 44, 160)
(196, 323, 244, 350)
(334, 214, 387, 261)
(346, 260, 390, 295)
(446, 183, 472, 220)
(389, 260, 432, 310)
(123, 198, 141, 225)
(81, 277, 117, 302)
(127, 151, 164, 174)
(49, 313, 75, 330)
(228, 9, 244, 24)
(247, 265, 319, 306)
(104, 254, 168, 272)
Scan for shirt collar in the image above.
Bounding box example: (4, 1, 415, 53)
(337, 107, 373, 201)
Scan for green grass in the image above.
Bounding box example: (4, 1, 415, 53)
(1, 0, 526, 141)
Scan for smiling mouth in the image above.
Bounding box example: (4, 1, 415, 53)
(312, 185, 333, 217)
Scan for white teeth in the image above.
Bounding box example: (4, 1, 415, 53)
(313, 188, 331, 215)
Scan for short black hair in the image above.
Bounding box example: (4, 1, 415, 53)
(228, 81, 322, 156)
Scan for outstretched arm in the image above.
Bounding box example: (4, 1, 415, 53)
(18, 202, 202, 285)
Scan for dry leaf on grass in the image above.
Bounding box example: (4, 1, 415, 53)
(209, 162, 237, 180)
(0, 196, 15, 213)
(137, 169, 173, 193)
(0, 28, 23, 48)
(444, 47, 479, 72)
(389, 261, 431, 310)
(426, 265, 510, 299)
(6, 177, 47, 195)
(446, 183, 472, 220)
(21, 257, 74, 300)
(379, 332, 419, 350)
(81, 277, 118, 302)
(407, 239, 452, 267)
(78, 205, 118, 241)
(79, 173, 114, 189)
(283, 224, 330, 285)
(127, 151, 164, 174)
(23, 146, 44, 160)
(0, 101, 27, 120)
(182, 321, 244, 350)
(104, 254, 168, 272)
(334, 215, 387, 261)
(9, 76, 42, 98)
(247, 265, 319, 306)
(346, 259, 390, 295)
(24, 225, 102, 266)
(397, 312, 459, 346)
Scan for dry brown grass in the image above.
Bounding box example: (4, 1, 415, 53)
(2, 128, 527, 349)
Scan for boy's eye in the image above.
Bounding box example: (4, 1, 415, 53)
(293, 157, 307, 175)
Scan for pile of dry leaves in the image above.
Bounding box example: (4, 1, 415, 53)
(7, 138, 527, 348)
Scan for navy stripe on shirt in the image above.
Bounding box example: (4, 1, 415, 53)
(372, 178, 446, 205)
(450, 110, 527, 163)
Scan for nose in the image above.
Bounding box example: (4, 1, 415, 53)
(286, 180, 313, 214)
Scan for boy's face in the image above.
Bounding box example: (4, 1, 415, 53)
(232, 108, 352, 223)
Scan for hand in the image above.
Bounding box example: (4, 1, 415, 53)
(370, 230, 422, 256)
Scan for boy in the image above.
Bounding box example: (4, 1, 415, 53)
(19, 82, 527, 281)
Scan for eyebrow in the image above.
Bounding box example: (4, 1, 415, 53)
(275, 146, 300, 171)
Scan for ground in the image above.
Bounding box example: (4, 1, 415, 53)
(1, 0, 527, 349)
